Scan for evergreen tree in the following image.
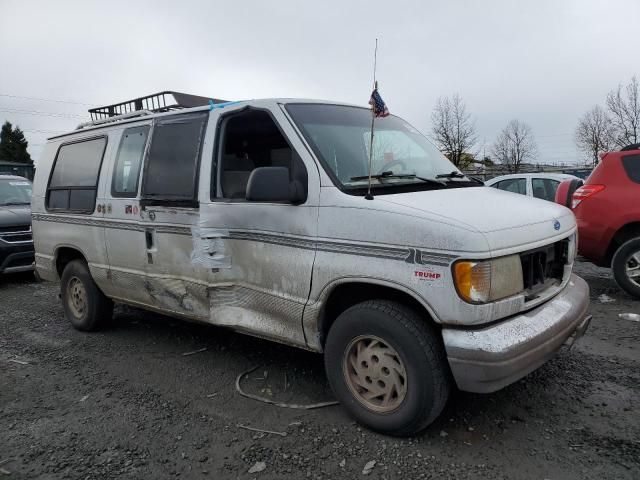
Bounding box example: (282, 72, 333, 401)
(0, 121, 33, 164)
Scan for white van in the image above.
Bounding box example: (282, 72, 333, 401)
(32, 91, 591, 435)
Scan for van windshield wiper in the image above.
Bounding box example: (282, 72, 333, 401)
(435, 171, 484, 185)
(350, 171, 446, 186)
(1, 202, 30, 206)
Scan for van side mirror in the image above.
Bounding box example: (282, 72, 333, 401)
(245, 167, 305, 204)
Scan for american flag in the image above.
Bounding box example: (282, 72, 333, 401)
(369, 88, 389, 117)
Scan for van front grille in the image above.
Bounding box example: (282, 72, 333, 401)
(520, 239, 569, 294)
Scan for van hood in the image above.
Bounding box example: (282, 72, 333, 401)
(0, 204, 32, 228)
(377, 186, 575, 254)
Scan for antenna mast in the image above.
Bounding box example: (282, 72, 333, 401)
(365, 39, 378, 201)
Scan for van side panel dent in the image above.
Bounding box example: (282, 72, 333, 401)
(208, 283, 307, 347)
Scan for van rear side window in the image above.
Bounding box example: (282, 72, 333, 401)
(141, 112, 207, 204)
(112, 125, 150, 197)
(47, 136, 107, 213)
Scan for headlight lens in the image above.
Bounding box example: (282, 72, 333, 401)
(453, 255, 524, 303)
(568, 232, 578, 262)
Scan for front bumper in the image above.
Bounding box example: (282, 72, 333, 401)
(443, 274, 591, 393)
(0, 242, 35, 273)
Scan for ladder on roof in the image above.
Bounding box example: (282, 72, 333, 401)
(77, 91, 229, 129)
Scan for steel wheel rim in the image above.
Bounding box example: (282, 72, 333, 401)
(342, 335, 407, 413)
(67, 277, 87, 318)
(626, 251, 640, 287)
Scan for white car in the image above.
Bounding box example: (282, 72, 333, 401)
(32, 91, 590, 436)
(485, 173, 580, 202)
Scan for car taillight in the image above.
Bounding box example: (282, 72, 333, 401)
(571, 184, 605, 208)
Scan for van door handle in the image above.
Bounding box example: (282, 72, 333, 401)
(145, 229, 155, 264)
(145, 229, 154, 250)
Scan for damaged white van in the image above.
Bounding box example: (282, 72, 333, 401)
(32, 91, 591, 435)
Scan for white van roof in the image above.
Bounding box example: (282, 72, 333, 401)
(49, 91, 362, 141)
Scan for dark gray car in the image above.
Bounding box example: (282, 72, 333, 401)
(0, 175, 34, 274)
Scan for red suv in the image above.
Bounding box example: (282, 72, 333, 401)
(556, 144, 640, 298)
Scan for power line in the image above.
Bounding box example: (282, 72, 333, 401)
(535, 132, 574, 138)
(0, 93, 93, 106)
(0, 108, 88, 119)
(21, 129, 65, 134)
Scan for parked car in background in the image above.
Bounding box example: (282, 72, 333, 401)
(486, 173, 580, 202)
(555, 144, 640, 298)
(0, 175, 34, 274)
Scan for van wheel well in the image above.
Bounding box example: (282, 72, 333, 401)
(55, 247, 86, 277)
(605, 223, 640, 267)
(319, 282, 436, 347)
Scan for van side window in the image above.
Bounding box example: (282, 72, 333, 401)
(141, 112, 208, 204)
(112, 125, 150, 197)
(217, 109, 306, 200)
(47, 136, 107, 212)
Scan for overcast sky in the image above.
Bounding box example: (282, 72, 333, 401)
(1, 0, 638, 165)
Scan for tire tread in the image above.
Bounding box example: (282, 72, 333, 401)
(612, 237, 640, 299)
(326, 299, 450, 436)
(61, 260, 113, 331)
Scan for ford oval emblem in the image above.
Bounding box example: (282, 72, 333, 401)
(553, 220, 561, 231)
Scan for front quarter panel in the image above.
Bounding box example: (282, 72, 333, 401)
(303, 187, 498, 349)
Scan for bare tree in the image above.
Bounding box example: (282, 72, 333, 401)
(430, 94, 477, 167)
(606, 76, 640, 148)
(575, 105, 615, 167)
(492, 119, 537, 173)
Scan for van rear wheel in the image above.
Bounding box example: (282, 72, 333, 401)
(324, 300, 450, 436)
(612, 238, 640, 299)
(60, 260, 113, 331)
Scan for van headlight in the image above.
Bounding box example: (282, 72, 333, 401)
(453, 255, 524, 303)
(568, 232, 578, 262)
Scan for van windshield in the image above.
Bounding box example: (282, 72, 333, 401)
(286, 103, 476, 193)
(0, 178, 32, 206)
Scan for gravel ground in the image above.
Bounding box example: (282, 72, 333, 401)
(1, 262, 638, 479)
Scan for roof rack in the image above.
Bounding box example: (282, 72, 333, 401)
(88, 91, 227, 120)
(76, 110, 155, 130)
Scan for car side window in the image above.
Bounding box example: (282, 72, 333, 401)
(621, 154, 640, 183)
(495, 178, 526, 195)
(532, 178, 560, 201)
(112, 125, 150, 197)
(46, 136, 107, 213)
(141, 112, 208, 205)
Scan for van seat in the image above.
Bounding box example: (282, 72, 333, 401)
(222, 155, 254, 199)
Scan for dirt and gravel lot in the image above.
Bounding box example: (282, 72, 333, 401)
(1, 261, 638, 479)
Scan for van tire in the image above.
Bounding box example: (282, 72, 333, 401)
(612, 237, 640, 299)
(324, 300, 450, 436)
(60, 260, 113, 331)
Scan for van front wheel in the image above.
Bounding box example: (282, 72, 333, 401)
(61, 260, 113, 331)
(324, 300, 450, 436)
